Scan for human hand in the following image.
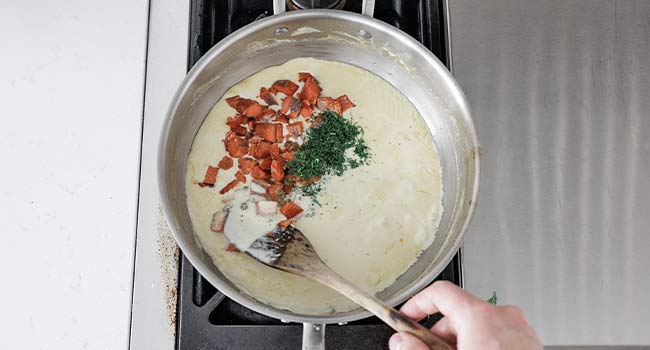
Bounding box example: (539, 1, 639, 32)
(389, 281, 542, 350)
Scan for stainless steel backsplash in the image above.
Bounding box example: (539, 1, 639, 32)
(449, 0, 650, 345)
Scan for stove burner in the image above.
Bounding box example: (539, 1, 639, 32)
(287, 0, 346, 10)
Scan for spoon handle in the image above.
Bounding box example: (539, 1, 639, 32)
(311, 266, 454, 350)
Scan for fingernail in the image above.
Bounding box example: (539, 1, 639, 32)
(388, 333, 403, 350)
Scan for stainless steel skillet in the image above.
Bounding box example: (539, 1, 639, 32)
(159, 1, 480, 348)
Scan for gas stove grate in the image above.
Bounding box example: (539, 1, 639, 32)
(177, 1, 458, 349)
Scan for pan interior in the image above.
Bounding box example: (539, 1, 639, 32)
(160, 11, 477, 324)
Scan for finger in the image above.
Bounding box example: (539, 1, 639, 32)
(389, 332, 429, 350)
(499, 305, 525, 321)
(388, 333, 403, 350)
(400, 280, 481, 323)
(430, 317, 457, 344)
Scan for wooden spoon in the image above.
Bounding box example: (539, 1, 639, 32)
(245, 225, 454, 350)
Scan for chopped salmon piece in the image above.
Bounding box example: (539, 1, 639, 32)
(251, 165, 271, 181)
(248, 135, 264, 145)
(260, 108, 276, 119)
(283, 183, 293, 195)
(287, 122, 303, 136)
(280, 151, 295, 161)
(218, 156, 234, 170)
(225, 95, 243, 110)
(266, 183, 282, 201)
(316, 97, 332, 108)
(249, 136, 261, 144)
(280, 97, 299, 119)
(224, 136, 249, 157)
(235, 170, 247, 183)
(280, 201, 303, 219)
(249, 141, 271, 159)
(226, 114, 246, 128)
(275, 123, 283, 140)
(260, 87, 277, 105)
(237, 157, 257, 174)
(317, 97, 341, 114)
(226, 243, 239, 252)
(299, 101, 313, 117)
(278, 219, 293, 228)
(256, 201, 278, 216)
(271, 159, 285, 181)
(274, 114, 289, 123)
(210, 211, 228, 232)
(289, 97, 301, 113)
(298, 72, 317, 82)
(259, 157, 273, 170)
(269, 80, 299, 96)
(270, 143, 282, 160)
(230, 125, 247, 136)
(250, 180, 268, 195)
(247, 119, 256, 130)
(280, 95, 292, 115)
(299, 75, 321, 105)
(226, 96, 257, 114)
(243, 101, 263, 118)
(198, 166, 219, 187)
(254, 123, 282, 143)
(226, 132, 243, 143)
(336, 95, 356, 113)
(219, 179, 240, 194)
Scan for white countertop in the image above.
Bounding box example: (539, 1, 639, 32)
(0, 0, 149, 348)
(129, 0, 188, 349)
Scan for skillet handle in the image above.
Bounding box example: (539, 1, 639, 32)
(302, 323, 326, 350)
(273, 0, 286, 15)
(309, 264, 453, 350)
(361, 0, 375, 17)
(273, 0, 375, 18)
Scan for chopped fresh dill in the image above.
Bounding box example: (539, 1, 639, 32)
(286, 111, 370, 202)
(300, 182, 323, 205)
(487, 292, 498, 305)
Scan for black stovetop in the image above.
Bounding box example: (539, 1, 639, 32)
(177, 1, 458, 349)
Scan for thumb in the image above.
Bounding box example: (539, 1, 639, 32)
(388, 332, 429, 350)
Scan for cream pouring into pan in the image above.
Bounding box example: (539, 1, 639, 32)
(159, 1, 480, 348)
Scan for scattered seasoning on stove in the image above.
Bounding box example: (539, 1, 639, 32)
(286, 111, 370, 201)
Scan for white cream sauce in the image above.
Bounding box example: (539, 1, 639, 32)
(185, 57, 443, 314)
(222, 189, 285, 250)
